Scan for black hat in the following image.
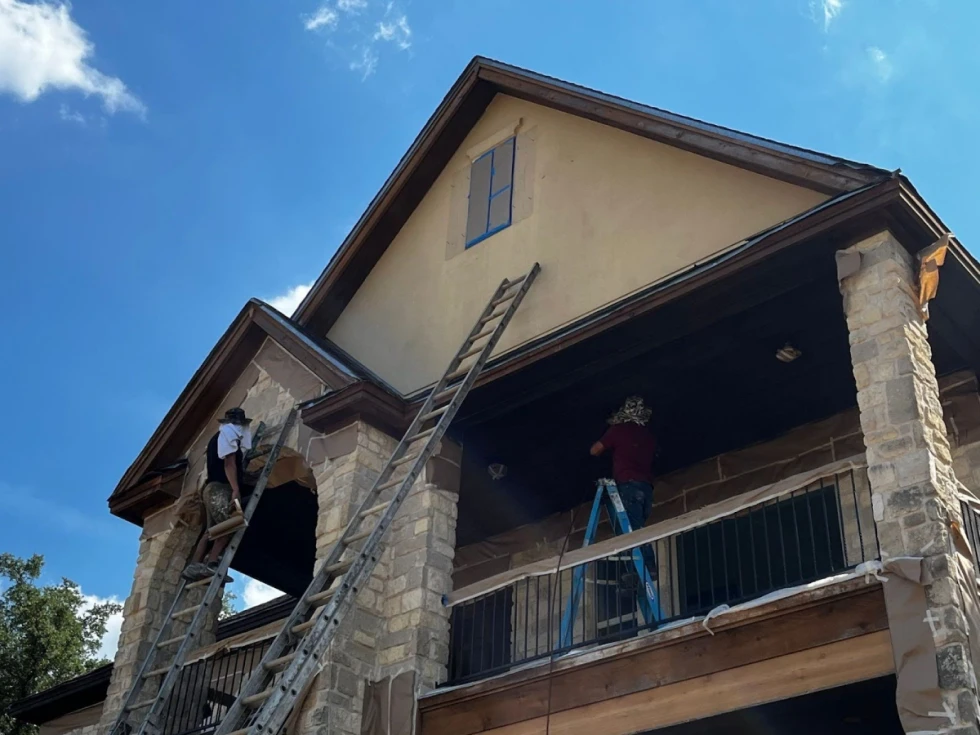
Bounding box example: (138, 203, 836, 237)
(219, 407, 252, 426)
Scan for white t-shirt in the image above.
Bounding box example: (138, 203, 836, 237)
(217, 423, 253, 459)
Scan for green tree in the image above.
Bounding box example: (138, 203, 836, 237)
(0, 553, 121, 735)
(220, 589, 238, 620)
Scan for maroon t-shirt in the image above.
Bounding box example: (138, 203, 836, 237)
(600, 423, 657, 485)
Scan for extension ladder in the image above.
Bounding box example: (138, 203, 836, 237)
(559, 480, 662, 649)
(212, 264, 541, 735)
(108, 410, 300, 735)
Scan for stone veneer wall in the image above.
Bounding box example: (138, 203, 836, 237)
(840, 230, 980, 733)
(99, 338, 327, 732)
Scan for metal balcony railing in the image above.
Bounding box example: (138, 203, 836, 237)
(447, 467, 879, 685)
(160, 638, 272, 735)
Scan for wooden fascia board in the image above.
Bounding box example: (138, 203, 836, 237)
(109, 465, 186, 523)
(419, 580, 888, 735)
(301, 382, 409, 437)
(475, 64, 879, 196)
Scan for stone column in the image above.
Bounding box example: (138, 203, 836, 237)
(841, 230, 979, 733)
(378, 438, 460, 690)
(98, 506, 219, 730)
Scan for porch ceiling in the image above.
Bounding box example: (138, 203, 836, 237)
(450, 233, 968, 547)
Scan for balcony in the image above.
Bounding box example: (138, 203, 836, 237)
(445, 463, 879, 685)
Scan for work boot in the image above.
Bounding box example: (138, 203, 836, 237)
(181, 562, 211, 582)
(205, 562, 234, 584)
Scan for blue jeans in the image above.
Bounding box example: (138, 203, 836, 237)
(618, 481, 658, 580)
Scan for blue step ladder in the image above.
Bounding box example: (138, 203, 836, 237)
(559, 480, 662, 648)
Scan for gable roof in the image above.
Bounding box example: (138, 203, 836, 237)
(108, 300, 368, 518)
(292, 56, 892, 337)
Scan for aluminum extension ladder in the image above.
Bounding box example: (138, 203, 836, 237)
(212, 263, 541, 735)
(108, 410, 300, 735)
(559, 480, 662, 649)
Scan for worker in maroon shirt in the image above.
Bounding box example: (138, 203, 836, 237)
(590, 395, 658, 576)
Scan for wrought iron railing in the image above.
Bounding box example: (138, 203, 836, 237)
(446, 468, 879, 684)
(160, 639, 272, 735)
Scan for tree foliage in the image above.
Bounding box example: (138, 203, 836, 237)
(0, 553, 121, 735)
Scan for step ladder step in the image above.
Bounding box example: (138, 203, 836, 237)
(243, 688, 275, 707)
(359, 501, 391, 519)
(420, 406, 448, 422)
(208, 514, 247, 539)
(306, 588, 337, 606)
(264, 653, 297, 672)
(157, 634, 187, 649)
(171, 604, 202, 620)
(344, 527, 373, 544)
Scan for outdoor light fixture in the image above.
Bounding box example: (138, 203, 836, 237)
(488, 463, 508, 480)
(775, 343, 802, 363)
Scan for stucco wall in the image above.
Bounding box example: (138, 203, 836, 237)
(327, 94, 828, 394)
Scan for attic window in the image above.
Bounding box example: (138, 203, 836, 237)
(465, 137, 515, 248)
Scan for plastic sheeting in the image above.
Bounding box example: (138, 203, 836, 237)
(447, 456, 866, 606)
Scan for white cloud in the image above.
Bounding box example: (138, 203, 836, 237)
(373, 14, 410, 50)
(811, 0, 843, 30)
(81, 593, 124, 661)
(266, 282, 312, 316)
(304, 5, 338, 31)
(302, 1, 412, 78)
(868, 46, 893, 82)
(242, 577, 283, 609)
(59, 103, 85, 124)
(0, 0, 145, 116)
(337, 0, 367, 13)
(350, 46, 379, 79)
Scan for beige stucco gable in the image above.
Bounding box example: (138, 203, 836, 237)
(326, 94, 829, 394)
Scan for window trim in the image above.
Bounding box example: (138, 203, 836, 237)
(465, 136, 517, 249)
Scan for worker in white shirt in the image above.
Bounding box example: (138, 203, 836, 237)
(182, 408, 253, 581)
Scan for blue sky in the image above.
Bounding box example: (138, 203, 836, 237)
(1, 0, 977, 656)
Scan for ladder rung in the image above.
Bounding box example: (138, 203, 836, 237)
(501, 274, 526, 289)
(345, 527, 373, 544)
(227, 729, 250, 735)
(420, 406, 448, 422)
(292, 616, 319, 634)
(377, 476, 404, 492)
(483, 307, 508, 321)
(157, 634, 187, 649)
(243, 688, 275, 707)
(126, 699, 156, 712)
(306, 588, 337, 605)
(468, 326, 495, 343)
(359, 500, 391, 519)
(208, 514, 246, 539)
(408, 427, 437, 443)
(326, 559, 354, 575)
(446, 365, 471, 382)
(264, 653, 297, 672)
(143, 665, 173, 679)
(431, 387, 456, 405)
(186, 576, 213, 589)
(490, 291, 517, 307)
(171, 604, 202, 620)
(458, 344, 485, 360)
(392, 452, 421, 467)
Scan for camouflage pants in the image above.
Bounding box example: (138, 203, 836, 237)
(202, 481, 234, 528)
